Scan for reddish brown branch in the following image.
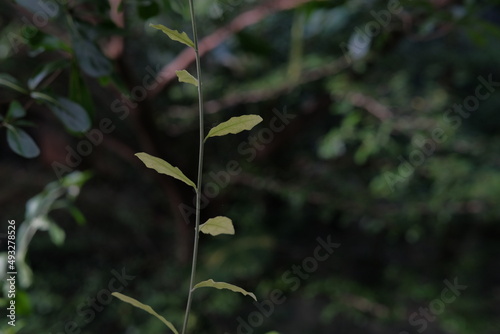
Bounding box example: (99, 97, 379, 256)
(344, 92, 394, 121)
(205, 59, 349, 114)
(147, 0, 320, 98)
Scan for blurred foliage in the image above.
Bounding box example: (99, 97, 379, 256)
(1, 0, 500, 333)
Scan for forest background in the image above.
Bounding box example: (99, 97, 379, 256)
(1, 0, 499, 333)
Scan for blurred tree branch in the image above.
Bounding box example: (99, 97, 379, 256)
(147, 0, 321, 98)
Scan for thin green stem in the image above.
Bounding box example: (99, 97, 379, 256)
(181, 0, 204, 333)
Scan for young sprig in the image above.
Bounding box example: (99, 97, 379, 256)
(112, 9, 262, 334)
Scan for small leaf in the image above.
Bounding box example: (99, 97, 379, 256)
(46, 218, 65, 246)
(150, 24, 194, 48)
(6, 126, 40, 158)
(0, 73, 28, 94)
(193, 279, 257, 301)
(60, 170, 92, 189)
(47, 96, 91, 132)
(135, 152, 196, 190)
(205, 115, 263, 140)
(16, 255, 34, 288)
(72, 36, 113, 78)
(67, 205, 86, 225)
(6, 100, 26, 120)
(347, 29, 371, 61)
(112, 292, 179, 334)
(12, 120, 36, 127)
(175, 70, 198, 86)
(200, 216, 235, 236)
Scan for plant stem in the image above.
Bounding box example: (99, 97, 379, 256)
(181, 0, 204, 333)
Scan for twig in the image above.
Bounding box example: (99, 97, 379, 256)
(181, 0, 205, 331)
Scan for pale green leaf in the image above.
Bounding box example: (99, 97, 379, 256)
(135, 152, 196, 190)
(112, 292, 179, 334)
(205, 115, 263, 141)
(150, 24, 194, 48)
(175, 70, 198, 86)
(193, 279, 257, 301)
(200, 216, 234, 236)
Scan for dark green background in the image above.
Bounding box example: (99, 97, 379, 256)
(1, 0, 499, 333)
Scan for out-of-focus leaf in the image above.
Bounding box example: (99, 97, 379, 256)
(6, 126, 40, 158)
(25, 193, 53, 222)
(47, 219, 65, 246)
(346, 29, 371, 61)
(0, 73, 28, 94)
(12, 120, 36, 127)
(29, 34, 71, 53)
(72, 37, 113, 78)
(67, 205, 86, 225)
(29, 91, 57, 103)
(16, 255, 34, 288)
(6, 100, 26, 120)
(167, 0, 188, 17)
(12, 172, 90, 290)
(47, 96, 91, 132)
(60, 170, 93, 190)
(318, 130, 346, 159)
